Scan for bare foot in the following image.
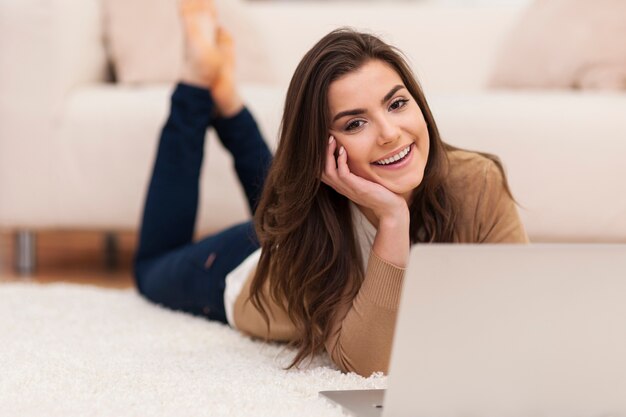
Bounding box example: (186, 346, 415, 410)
(212, 27, 243, 117)
(180, 0, 220, 87)
(179, 0, 242, 116)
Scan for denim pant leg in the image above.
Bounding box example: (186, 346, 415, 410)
(213, 107, 273, 215)
(135, 222, 259, 324)
(134, 83, 270, 323)
(135, 84, 212, 263)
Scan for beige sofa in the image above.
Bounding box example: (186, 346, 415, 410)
(1, 0, 625, 272)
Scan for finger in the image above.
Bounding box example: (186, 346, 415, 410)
(336, 145, 351, 179)
(324, 136, 338, 175)
(335, 146, 369, 196)
(322, 137, 338, 186)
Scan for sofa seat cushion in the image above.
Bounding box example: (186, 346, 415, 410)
(54, 83, 282, 230)
(51, 85, 626, 242)
(428, 91, 626, 241)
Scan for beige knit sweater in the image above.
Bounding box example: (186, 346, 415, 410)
(233, 150, 529, 377)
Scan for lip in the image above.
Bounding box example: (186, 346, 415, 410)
(371, 143, 415, 170)
(372, 144, 413, 164)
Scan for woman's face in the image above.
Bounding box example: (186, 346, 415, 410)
(327, 59, 430, 201)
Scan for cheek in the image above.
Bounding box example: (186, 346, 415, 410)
(413, 110, 428, 134)
(339, 140, 374, 177)
(422, 124, 431, 155)
(413, 114, 430, 149)
(347, 161, 373, 180)
(345, 152, 370, 177)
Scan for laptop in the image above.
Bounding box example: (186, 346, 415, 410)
(320, 244, 626, 417)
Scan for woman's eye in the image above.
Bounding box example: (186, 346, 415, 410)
(390, 98, 409, 111)
(345, 120, 365, 131)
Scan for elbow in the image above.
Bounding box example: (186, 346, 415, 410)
(348, 359, 389, 378)
(330, 345, 390, 378)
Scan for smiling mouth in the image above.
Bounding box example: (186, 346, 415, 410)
(373, 144, 412, 166)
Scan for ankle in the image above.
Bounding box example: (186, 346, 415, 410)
(180, 63, 214, 90)
(212, 74, 243, 117)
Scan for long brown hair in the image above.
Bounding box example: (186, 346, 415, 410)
(249, 28, 512, 369)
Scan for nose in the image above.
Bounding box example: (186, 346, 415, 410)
(377, 114, 401, 146)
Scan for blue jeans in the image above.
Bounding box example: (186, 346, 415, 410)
(134, 84, 272, 325)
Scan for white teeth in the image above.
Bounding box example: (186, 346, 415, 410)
(375, 145, 411, 165)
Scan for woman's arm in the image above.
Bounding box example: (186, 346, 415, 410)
(233, 269, 298, 342)
(324, 251, 405, 377)
(322, 136, 411, 266)
(319, 136, 412, 376)
(322, 153, 529, 377)
(475, 160, 529, 243)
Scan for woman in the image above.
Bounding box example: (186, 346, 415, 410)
(135, 0, 528, 378)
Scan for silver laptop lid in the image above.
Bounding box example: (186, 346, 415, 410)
(384, 244, 626, 417)
(319, 389, 385, 417)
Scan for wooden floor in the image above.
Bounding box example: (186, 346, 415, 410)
(0, 230, 136, 289)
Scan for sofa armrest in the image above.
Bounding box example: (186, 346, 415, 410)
(0, 0, 109, 110)
(0, 0, 109, 228)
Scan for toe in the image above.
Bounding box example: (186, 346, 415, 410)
(217, 27, 234, 48)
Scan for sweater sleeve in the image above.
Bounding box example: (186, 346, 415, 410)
(232, 251, 405, 377)
(324, 251, 405, 377)
(233, 268, 298, 342)
(322, 159, 529, 377)
(475, 161, 529, 243)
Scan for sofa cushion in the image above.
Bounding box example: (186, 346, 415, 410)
(54, 83, 283, 230)
(427, 91, 626, 242)
(53, 84, 626, 241)
(102, 0, 274, 84)
(488, 0, 626, 90)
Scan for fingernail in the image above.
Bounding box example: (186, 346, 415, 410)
(339, 146, 345, 155)
(329, 135, 334, 144)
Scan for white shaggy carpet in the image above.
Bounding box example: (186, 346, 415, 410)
(0, 282, 386, 417)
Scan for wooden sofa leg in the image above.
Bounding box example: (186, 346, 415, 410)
(15, 230, 37, 276)
(104, 232, 119, 271)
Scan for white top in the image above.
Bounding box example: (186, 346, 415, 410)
(224, 203, 377, 327)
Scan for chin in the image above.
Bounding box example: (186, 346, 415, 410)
(387, 181, 421, 196)
(383, 170, 425, 196)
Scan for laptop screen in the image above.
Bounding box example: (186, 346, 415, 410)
(384, 244, 626, 417)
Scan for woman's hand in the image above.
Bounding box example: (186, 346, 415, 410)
(322, 136, 410, 267)
(321, 136, 408, 222)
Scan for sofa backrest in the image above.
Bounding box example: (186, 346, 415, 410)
(245, 2, 522, 93)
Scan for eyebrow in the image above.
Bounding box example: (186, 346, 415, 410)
(332, 84, 406, 122)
